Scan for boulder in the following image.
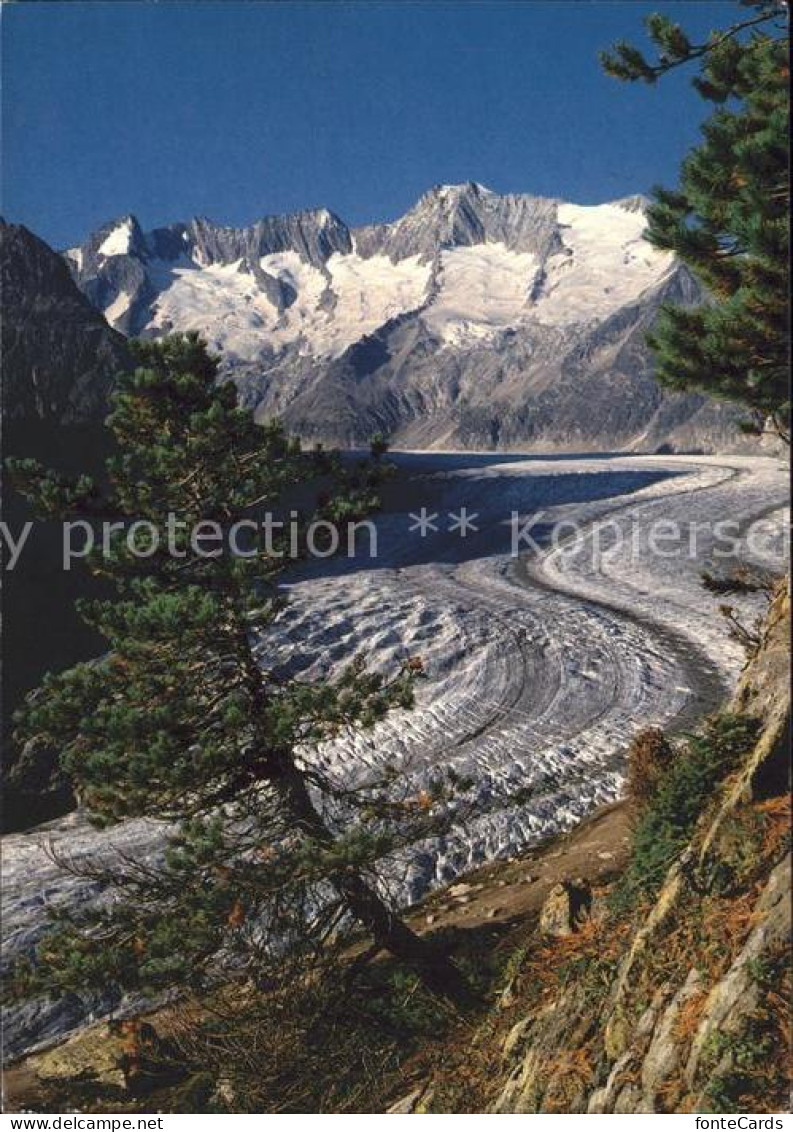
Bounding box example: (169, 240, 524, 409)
(539, 879, 593, 937)
(31, 1018, 164, 1092)
(448, 882, 474, 898)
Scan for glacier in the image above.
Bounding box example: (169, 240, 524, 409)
(2, 451, 788, 1057)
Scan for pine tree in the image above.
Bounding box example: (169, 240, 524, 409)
(7, 334, 472, 1007)
(601, 2, 789, 441)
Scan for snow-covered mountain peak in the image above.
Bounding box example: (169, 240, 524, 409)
(95, 217, 138, 258)
(611, 193, 651, 214)
(59, 183, 695, 446)
(352, 183, 562, 266)
(419, 180, 497, 207)
(91, 214, 146, 257)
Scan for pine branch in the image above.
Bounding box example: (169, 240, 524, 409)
(601, 6, 786, 85)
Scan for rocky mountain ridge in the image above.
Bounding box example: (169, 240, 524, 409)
(61, 183, 751, 453)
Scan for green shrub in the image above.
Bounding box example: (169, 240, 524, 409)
(611, 714, 760, 913)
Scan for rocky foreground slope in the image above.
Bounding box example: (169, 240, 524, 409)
(61, 183, 749, 452)
(392, 581, 790, 1114)
(488, 583, 790, 1114)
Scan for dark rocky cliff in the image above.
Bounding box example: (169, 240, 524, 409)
(1, 221, 129, 827)
(1, 220, 128, 439)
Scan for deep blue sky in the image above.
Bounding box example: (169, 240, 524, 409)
(2, 0, 738, 249)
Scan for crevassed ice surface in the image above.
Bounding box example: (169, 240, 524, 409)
(145, 250, 432, 361)
(533, 202, 675, 326)
(2, 454, 789, 1056)
(421, 245, 539, 344)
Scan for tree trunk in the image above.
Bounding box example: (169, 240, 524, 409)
(271, 750, 476, 1009)
(332, 869, 476, 1006)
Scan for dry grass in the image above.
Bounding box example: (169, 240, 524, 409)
(672, 989, 710, 1044)
(541, 1044, 597, 1112)
(755, 795, 792, 858)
